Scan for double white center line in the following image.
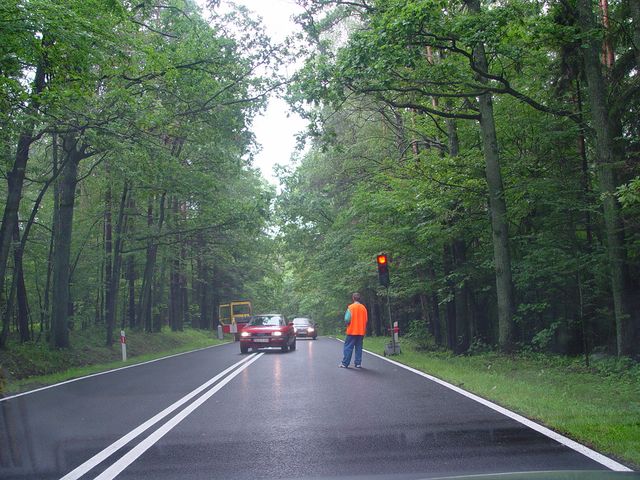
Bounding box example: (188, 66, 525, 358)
(61, 352, 263, 480)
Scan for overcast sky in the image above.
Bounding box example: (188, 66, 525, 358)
(207, 0, 309, 185)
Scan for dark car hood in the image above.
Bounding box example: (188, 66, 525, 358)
(283, 471, 638, 480)
(425, 471, 638, 480)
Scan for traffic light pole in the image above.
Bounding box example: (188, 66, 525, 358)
(377, 253, 399, 355)
(386, 285, 395, 353)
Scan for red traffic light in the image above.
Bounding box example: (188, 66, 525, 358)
(376, 254, 390, 287)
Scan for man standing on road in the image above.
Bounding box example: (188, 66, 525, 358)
(340, 292, 368, 368)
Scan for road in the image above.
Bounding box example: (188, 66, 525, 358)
(0, 337, 627, 479)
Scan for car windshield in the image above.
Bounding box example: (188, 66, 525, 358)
(249, 315, 282, 326)
(293, 318, 310, 325)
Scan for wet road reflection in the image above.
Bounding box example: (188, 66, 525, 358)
(113, 338, 607, 479)
(0, 338, 610, 480)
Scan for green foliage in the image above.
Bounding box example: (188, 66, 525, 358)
(405, 319, 437, 351)
(0, 327, 228, 395)
(531, 321, 561, 352)
(282, 0, 640, 356)
(0, 0, 286, 352)
(617, 177, 640, 208)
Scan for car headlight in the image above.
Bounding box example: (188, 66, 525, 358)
(240, 331, 250, 337)
(308, 327, 315, 332)
(272, 331, 282, 337)
(294, 327, 298, 333)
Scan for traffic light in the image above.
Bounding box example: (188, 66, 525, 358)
(376, 254, 390, 287)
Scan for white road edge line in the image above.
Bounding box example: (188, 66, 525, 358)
(1, 342, 231, 403)
(59, 353, 258, 480)
(333, 337, 632, 472)
(93, 352, 264, 480)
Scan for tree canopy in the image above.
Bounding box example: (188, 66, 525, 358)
(0, 0, 282, 348)
(279, 0, 640, 357)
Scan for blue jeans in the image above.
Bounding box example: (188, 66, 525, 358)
(342, 335, 364, 366)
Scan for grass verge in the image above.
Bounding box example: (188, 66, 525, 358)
(0, 327, 230, 397)
(363, 336, 639, 469)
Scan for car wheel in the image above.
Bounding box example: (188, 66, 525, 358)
(240, 345, 249, 354)
(313, 336, 317, 340)
(281, 344, 289, 352)
(290, 339, 296, 351)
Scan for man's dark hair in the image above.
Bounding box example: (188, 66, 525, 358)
(352, 292, 361, 302)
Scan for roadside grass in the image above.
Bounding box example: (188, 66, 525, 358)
(363, 336, 640, 469)
(0, 327, 230, 396)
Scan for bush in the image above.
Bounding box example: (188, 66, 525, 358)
(405, 319, 436, 351)
(531, 321, 561, 351)
(590, 354, 640, 382)
(467, 337, 492, 355)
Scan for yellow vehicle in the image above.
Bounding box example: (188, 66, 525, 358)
(218, 301, 253, 339)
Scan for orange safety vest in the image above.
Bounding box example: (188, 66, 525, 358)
(346, 302, 368, 336)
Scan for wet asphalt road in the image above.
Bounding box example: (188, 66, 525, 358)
(0, 337, 613, 479)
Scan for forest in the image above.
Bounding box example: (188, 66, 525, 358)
(0, 0, 280, 351)
(278, 0, 640, 358)
(1, 0, 639, 362)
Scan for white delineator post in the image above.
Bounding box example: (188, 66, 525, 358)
(120, 330, 127, 361)
(230, 321, 238, 342)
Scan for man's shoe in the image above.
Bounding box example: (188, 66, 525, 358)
(339, 364, 348, 368)
(355, 364, 362, 369)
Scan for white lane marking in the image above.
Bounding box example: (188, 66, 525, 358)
(94, 352, 264, 480)
(60, 353, 257, 480)
(333, 337, 632, 472)
(1, 342, 231, 403)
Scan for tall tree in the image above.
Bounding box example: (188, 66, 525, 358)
(576, 0, 636, 356)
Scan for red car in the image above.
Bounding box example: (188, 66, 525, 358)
(239, 314, 297, 353)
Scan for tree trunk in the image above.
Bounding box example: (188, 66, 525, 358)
(445, 111, 460, 158)
(443, 244, 457, 351)
(598, 0, 615, 69)
(139, 193, 166, 332)
(0, 60, 46, 329)
(630, 0, 640, 68)
(425, 267, 442, 345)
(50, 136, 84, 348)
(13, 221, 30, 343)
(447, 104, 470, 352)
(104, 169, 113, 333)
(179, 228, 188, 330)
(169, 198, 181, 331)
(196, 255, 204, 328)
(453, 239, 471, 352)
(575, 79, 594, 246)
(8, 133, 67, 344)
(199, 264, 210, 330)
(210, 264, 220, 330)
(170, 262, 180, 331)
(105, 183, 130, 346)
(210, 267, 219, 331)
(127, 255, 136, 329)
(467, 0, 516, 352)
(577, 0, 635, 356)
(154, 259, 167, 332)
(42, 226, 55, 336)
(139, 198, 155, 332)
(42, 135, 60, 337)
(1, 217, 31, 347)
(196, 236, 209, 329)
